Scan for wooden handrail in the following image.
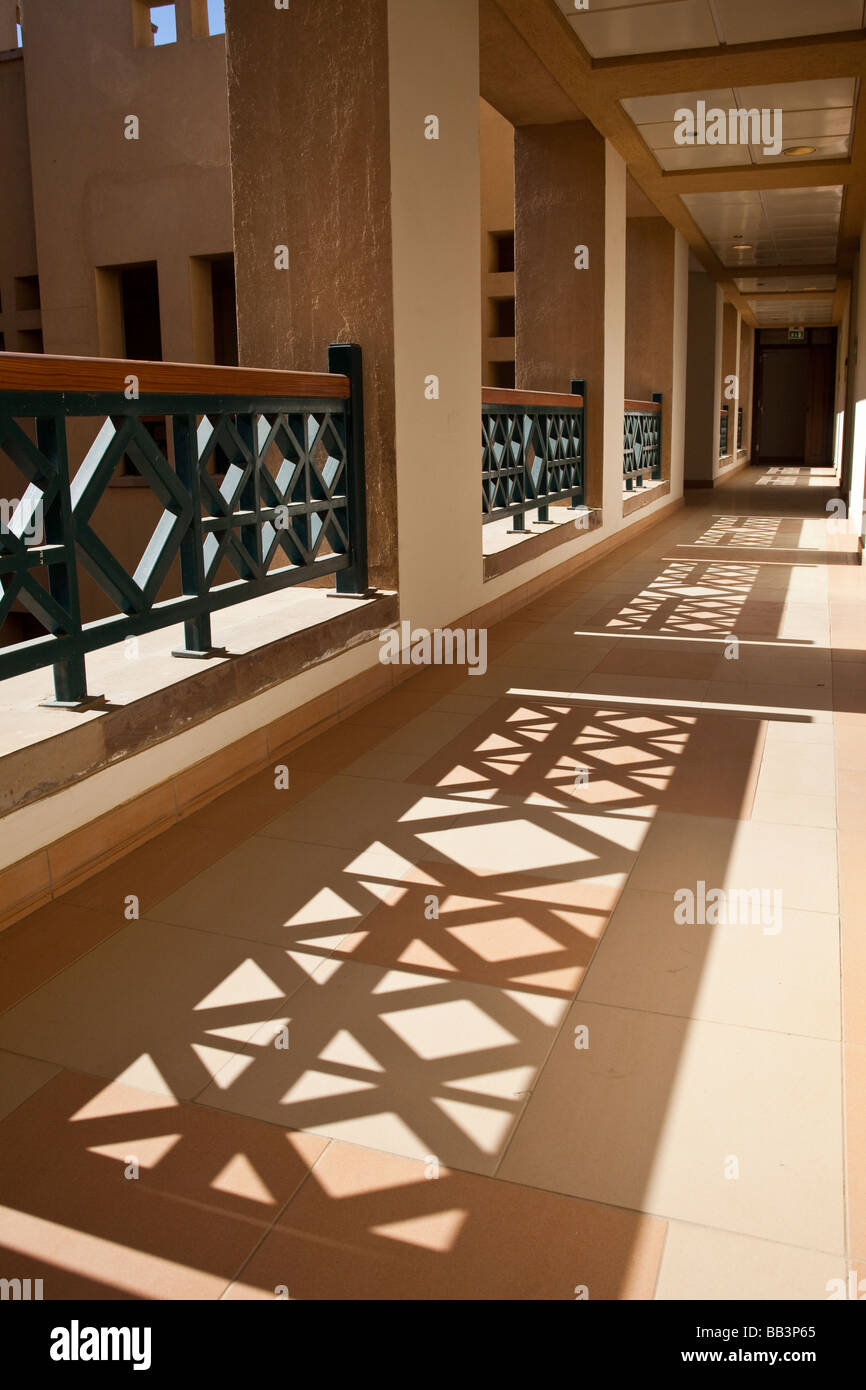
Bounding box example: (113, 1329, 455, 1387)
(0, 352, 350, 399)
(483, 386, 584, 408)
(624, 398, 661, 413)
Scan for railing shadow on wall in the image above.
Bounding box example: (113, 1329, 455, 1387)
(0, 345, 368, 706)
(623, 393, 662, 492)
(481, 381, 586, 531)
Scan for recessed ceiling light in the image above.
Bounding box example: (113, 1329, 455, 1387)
(782, 145, 817, 157)
(732, 243, 753, 251)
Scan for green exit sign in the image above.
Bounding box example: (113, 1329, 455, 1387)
(788, 327, 806, 342)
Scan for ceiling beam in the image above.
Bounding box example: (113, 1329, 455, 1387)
(743, 289, 838, 301)
(660, 160, 852, 196)
(592, 30, 866, 99)
(832, 277, 851, 324)
(732, 264, 838, 280)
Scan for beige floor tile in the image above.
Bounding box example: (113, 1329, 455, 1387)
(335, 859, 610, 993)
(226, 1139, 666, 1301)
(629, 812, 839, 916)
(576, 672, 710, 704)
(655, 1224, 846, 1301)
(499, 1002, 844, 1251)
(0, 1050, 59, 1122)
(750, 789, 837, 829)
(149, 838, 416, 952)
(258, 774, 496, 856)
(705, 682, 833, 714)
(416, 802, 648, 889)
(755, 745, 836, 798)
(0, 921, 330, 1100)
(199, 956, 570, 1175)
(579, 889, 840, 1039)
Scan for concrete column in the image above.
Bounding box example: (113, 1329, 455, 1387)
(684, 271, 723, 486)
(721, 301, 739, 461)
(225, 0, 397, 592)
(514, 121, 626, 517)
(739, 317, 755, 458)
(225, 0, 482, 616)
(625, 217, 676, 481)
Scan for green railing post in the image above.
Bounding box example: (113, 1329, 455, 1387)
(569, 378, 586, 510)
(38, 413, 89, 704)
(652, 391, 663, 479)
(172, 412, 213, 656)
(329, 343, 370, 595)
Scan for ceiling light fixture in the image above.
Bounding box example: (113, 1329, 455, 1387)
(782, 145, 817, 157)
(731, 243, 753, 251)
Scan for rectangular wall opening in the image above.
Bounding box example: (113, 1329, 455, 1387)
(120, 262, 163, 361)
(17, 329, 43, 353)
(489, 231, 515, 273)
(14, 276, 40, 312)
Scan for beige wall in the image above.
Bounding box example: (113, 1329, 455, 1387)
(480, 99, 515, 386)
(21, 0, 231, 360)
(0, 53, 38, 353)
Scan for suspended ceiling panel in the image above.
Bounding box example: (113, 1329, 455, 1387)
(681, 185, 844, 266)
(749, 295, 836, 324)
(556, 0, 866, 60)
(621, 79, 856, 171)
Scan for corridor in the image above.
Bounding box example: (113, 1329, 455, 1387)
(0, 464, 862, 1301)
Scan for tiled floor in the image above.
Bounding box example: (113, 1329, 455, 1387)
(0, 464, 863, 1300)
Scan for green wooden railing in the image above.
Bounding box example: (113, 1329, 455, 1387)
(0, 345, 368, 704)
(482, 381, 586, 528)
(623, 393, 662, 490)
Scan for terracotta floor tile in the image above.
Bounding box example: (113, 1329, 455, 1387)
(0, 900, 126, 1013)
(845, 1043, 866, 1262)
(181, 767, 326, 836)
(225, 1140, 666, 1300)
(65, 821, 240, 916)
(0, 1069, 325, 1299)
(0, 1049, 58, 1122)
(842, 918, 866, 1046)
(334, 859, 610, 994)
(0, 920, 330, 1100)
(839, 830, 866, 917)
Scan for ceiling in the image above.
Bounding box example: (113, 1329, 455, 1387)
(556, 0, 866, 60)
(483, 1, 866, 328)
(621, 79, 856, 171)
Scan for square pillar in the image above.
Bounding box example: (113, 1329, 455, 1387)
(514, 122, 626, 518)
(625, 217, 678, 483)
(225, 0, 482, 620)
(684, 272, 723, 486)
